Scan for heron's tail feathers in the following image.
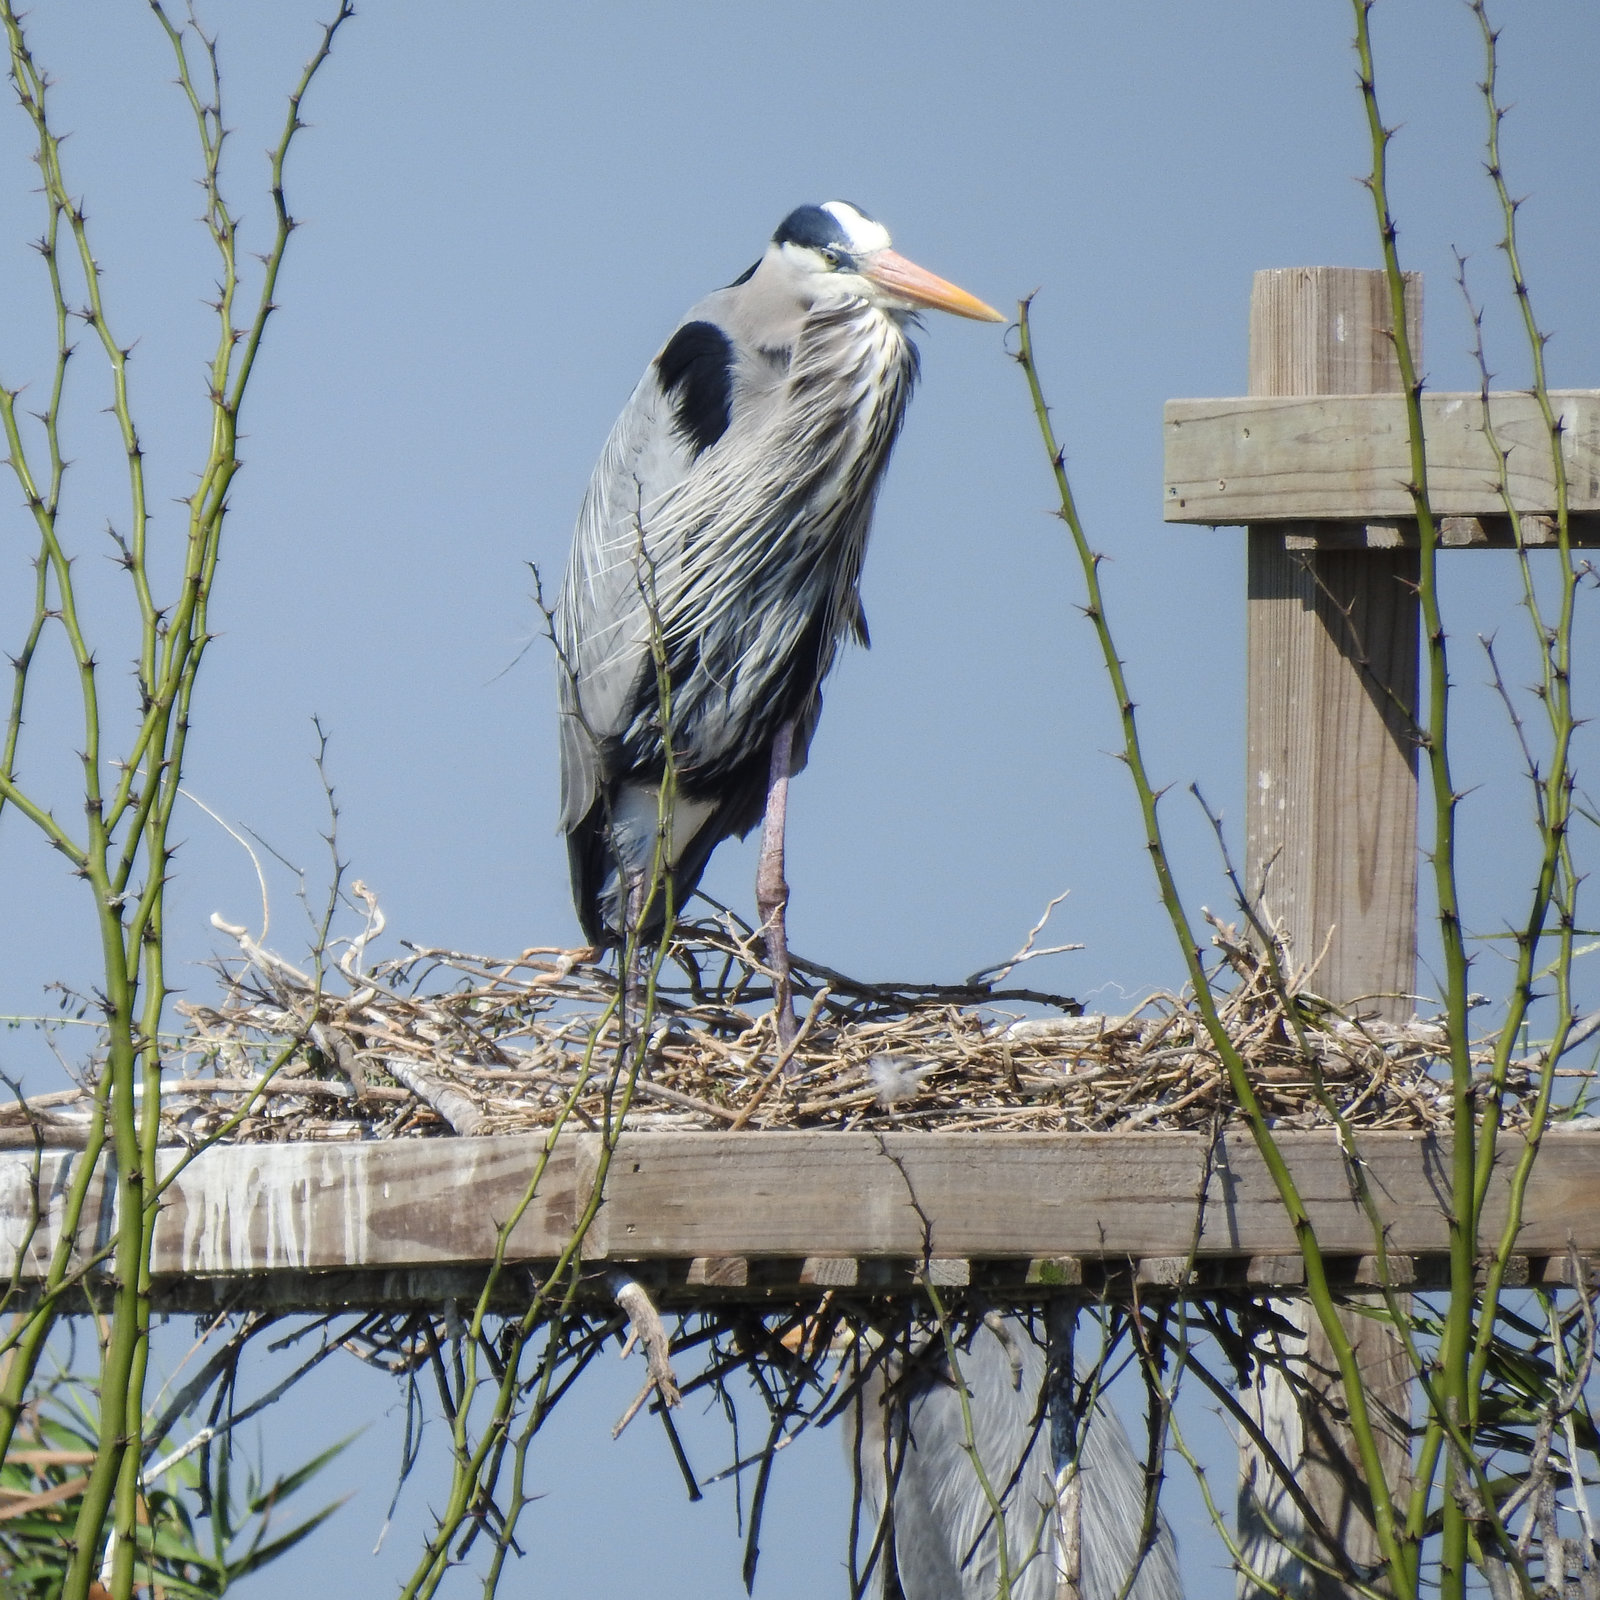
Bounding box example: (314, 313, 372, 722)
(568, 780, 748, 946)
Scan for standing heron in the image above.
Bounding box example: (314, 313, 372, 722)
(554, 208, 1177, 1597)
(555, 200, 1003, 1030)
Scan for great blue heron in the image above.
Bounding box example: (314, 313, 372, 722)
(854, 1317, 1183, 1600)
(555, 200, 1003, 1032)
(555, 209, 1179, 1598)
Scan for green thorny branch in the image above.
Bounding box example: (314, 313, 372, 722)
(1356, 3, 1585, 1595)
(397, 539, 684, 1600)
(1014, 6, 1588, 1597)
(1013, 301, 1415, 1590)
(391, 911, 674, 1600)
(0, 7, 352, 1598)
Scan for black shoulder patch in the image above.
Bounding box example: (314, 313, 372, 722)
(772, 204, 851, 252)
(655, 320, 735, 458)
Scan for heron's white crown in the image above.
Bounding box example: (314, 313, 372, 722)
(820, 200, 891, 255)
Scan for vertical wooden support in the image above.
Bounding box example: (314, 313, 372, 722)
(1238, 269, 1419, 1600)
(1244, 267, 1422, 1007)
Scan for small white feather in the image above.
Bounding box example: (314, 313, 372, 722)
(869, 1054, 934, 1107)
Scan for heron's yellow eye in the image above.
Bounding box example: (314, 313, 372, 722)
(820, 247, 842, 269)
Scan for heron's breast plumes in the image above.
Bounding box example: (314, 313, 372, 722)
(619, 301, 914, 787)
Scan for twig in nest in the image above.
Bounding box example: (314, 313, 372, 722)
(966, 887, 1081, 986)
(377, 1057, 487, 1137)
(727, 985, 832, 1130)
(610, 1270, 681, 1436)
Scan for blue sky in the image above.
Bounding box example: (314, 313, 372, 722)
(0, 3, 1596, 1595)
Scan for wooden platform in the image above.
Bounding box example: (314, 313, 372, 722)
(4, 1130, 1596, 1312)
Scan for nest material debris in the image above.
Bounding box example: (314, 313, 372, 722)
(0, 913, 1546, 1148)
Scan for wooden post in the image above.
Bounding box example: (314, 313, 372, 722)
(1238, 268, 1419, 1600)
(1244, 266, 1421, 1006)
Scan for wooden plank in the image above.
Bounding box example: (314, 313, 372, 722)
(1164, 390, 1600, 524)
(1534, 1255, 1600, 1288)
(686, 1255, 748, 1287)
(5, 1132, 1600, 1294)
(2, 1250, 1580, 1315)
(1352, 1255, 1416, 1288)
(1025, 1255, 1085, 1287)
(799, 1256, 858, 1287)
(1246, 1254, 1305, 1286)
(0, 1137, 581, 1281)
(1135, 1257, 1195, 1288)
(585, 1130, 1249, 1257)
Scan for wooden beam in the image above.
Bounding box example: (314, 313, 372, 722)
(4, 1131, 1598, 1303)
(686, 1255, 749, 1287)
(1271, 513, 1599, 551)
(1164, 390, 1600, 525)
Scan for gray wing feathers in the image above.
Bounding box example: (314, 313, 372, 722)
(557, 297, 914, 833)
(864, 1326, 1060, 1599)
(556, 366, 693, 832)
(855, 1322, 1183, 1600)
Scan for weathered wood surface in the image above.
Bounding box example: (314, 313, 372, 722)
(1164, 390, 1600, 526)
(1247, 537, 1420, 1011)
(3, 1131, 1598, 1311)
(1245, 267, 1420, 1022)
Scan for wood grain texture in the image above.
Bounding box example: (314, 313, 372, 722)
(0, 1136, 580, 1281)
(1164, 391, 1600, 524)
(4, 1131, 1599, 1296)
(1244, 268, 1420, 1021)
(1248, 267, 1419, 399)
(1270, 515, 1600, 550)
(1247, 537, 1420, 1012)
(686, 1255, 749, 1287)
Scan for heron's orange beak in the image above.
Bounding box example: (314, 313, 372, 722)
(862, 249, 1006, 323)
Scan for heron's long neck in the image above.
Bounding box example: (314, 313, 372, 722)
(785, 300, 917, 507)
(659, 297, 917, 715)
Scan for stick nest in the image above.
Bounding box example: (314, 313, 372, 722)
(7, 911, 1541, 1147)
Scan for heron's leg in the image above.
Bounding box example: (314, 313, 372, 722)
(756, 721, 798, 1053)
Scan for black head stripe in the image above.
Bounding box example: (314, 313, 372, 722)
(655, 320, 735, 459)
(772, 204, 852, 252)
